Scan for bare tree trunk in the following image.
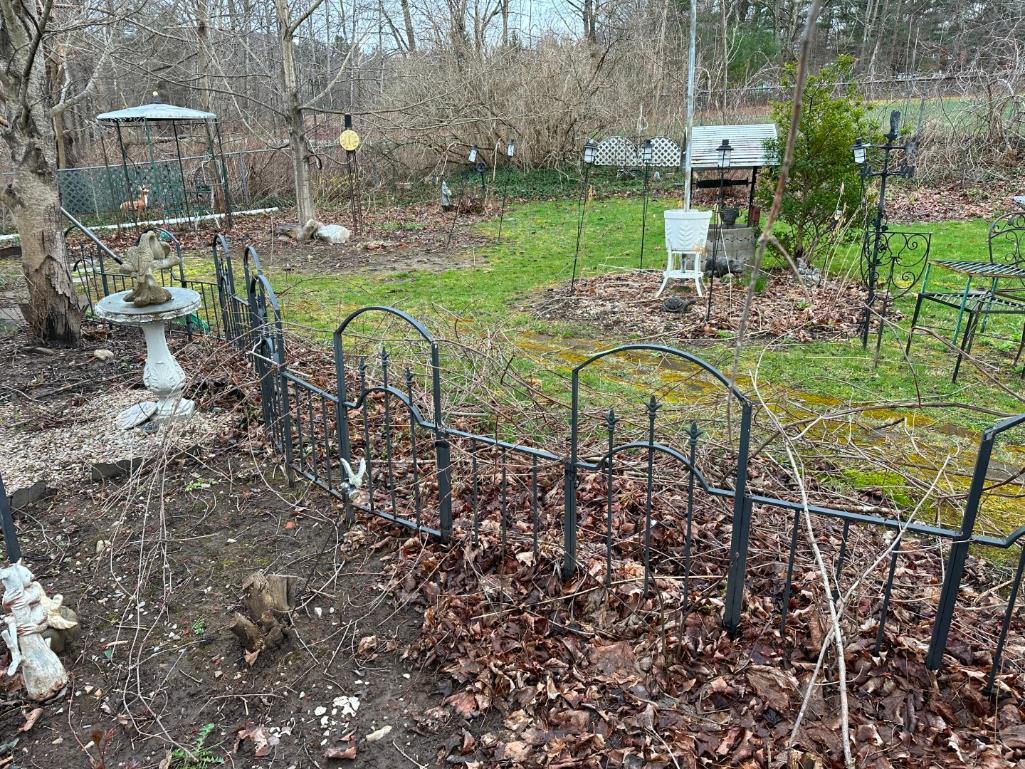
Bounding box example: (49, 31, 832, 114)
(196, 0, 214, 112)
(272, 0, 316, 222)
(46, 48, 76, 169)
(582, 0, 596, 42)
(0, 0, 82, 346)
(400, 0, 417, 52)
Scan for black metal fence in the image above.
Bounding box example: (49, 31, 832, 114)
(40, 231, 1025, 693)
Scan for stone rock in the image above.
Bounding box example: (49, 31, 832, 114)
(91, 457, 147, 481)
(315, 224, 351, 245)
(366, 725, 392, 743)
(92, 349, 114, 361)
(796, 258, 822, 286)
(10, 481, 51, 510)
(43, 605, 80, 655)
(115, 402, 157, 430)
(662, 296, 695, 314)
(704, 254, 744, 278)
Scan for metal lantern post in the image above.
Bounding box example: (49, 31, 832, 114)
(571, 139, 598, 293)
(854, 109, 916, 350)
(468, 145, 487, 198)
(639, 139, 654, 269)
(497, 139, 516, 241)
(705, 138, 733, 322)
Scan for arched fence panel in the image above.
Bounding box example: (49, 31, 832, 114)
(563, 344, 754, 631)
(333, 306, 452, 538)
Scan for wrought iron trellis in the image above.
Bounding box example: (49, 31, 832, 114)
(855, 109, 917, 353)
(32, 225, 1025, 693)
(858, 227, 932, 365)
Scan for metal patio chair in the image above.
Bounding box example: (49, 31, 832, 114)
(906, 211, 1025, 380)
(658, 209, 712, 297)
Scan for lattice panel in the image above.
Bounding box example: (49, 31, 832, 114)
(650, 137, 682, 168)
(594, 136, 637, 167)
(593, 136, 682, 168)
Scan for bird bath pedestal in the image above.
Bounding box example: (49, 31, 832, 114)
(94, 287, 201, 429)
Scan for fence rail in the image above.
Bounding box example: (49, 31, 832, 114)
(3, 227, 1021, 698)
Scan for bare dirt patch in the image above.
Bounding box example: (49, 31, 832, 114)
(82, 201, 495, 277)
(526, 270, 868, 342)
(0, 329, 468, 768)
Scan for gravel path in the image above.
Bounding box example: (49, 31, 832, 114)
(1, 387, 235, 495)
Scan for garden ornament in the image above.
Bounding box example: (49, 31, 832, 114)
(120, 231, 181, 307)
(1, 561, 75, 700)
(339, 458, 367, 500)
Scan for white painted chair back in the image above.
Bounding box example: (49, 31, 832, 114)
(659, 209, 712, 297)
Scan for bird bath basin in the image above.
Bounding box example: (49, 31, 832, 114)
(94, 287, 201, 429)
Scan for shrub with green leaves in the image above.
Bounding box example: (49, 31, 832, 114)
(758, 55, 875, 266)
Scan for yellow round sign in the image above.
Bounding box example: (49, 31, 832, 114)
(338, 129, 361, 152)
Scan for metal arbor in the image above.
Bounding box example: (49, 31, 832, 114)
(96, 103, 234, 228)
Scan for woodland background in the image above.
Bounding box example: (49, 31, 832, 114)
(5, 0, 1023, 200)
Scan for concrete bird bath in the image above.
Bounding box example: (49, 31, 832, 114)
(94, 287, 201, 429)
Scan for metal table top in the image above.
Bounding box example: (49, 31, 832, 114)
(931, 259, 1025, 279)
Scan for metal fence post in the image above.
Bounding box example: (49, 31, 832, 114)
(248, 288, 274, 438)
(274, 322, 295, 487)
(212, 237, 232, 343)
(0, 474, 22, 563)
(986, 545, 1025, 693)
(926, 430, 995, 670)
(723, 402, 754, 635)
(562, 374, 581, 579)
(562, 459, 578, 579)
(431, 343, 453, 541)
(97, 243, 109, 297)
(332, 330, 352, 462)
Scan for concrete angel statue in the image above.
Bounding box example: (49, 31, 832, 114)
(1, 561, 75, 700)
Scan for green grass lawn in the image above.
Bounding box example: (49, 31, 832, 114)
(188, 197, 1024, 423)
(183, 196, 1025, 540)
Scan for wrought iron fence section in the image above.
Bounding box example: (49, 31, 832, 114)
(45, 219, 1025, 693)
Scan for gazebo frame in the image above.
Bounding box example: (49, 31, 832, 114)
(96, 102, 234, 228)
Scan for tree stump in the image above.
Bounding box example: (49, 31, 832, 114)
(229, 572, 295, 659)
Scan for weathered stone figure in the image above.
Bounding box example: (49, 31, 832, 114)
(120, 231, 181, 307)
(1, 561, 76, 700)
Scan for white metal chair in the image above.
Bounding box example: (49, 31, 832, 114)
(658, 209, 712, 297)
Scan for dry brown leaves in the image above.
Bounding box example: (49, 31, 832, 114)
(888, 180, 1021, 224)
(527, 271, 866, 344)
(359, 462, 1025, 769)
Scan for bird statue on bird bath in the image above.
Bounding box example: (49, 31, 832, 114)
(120, 231, 182, 307)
